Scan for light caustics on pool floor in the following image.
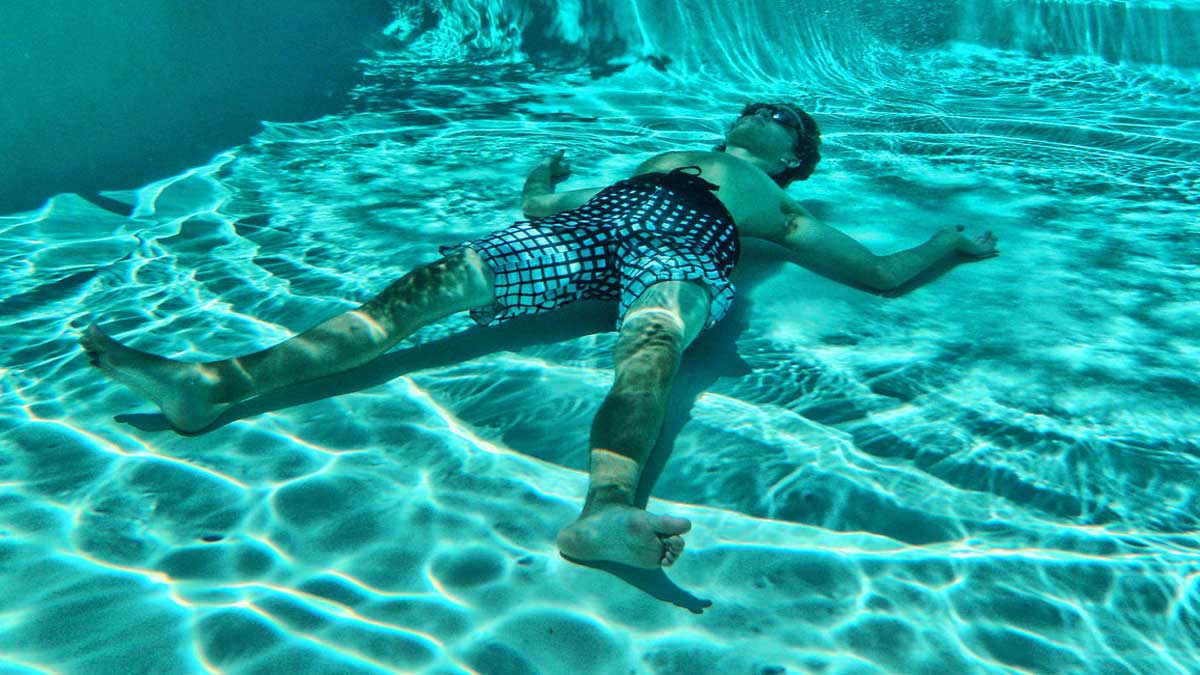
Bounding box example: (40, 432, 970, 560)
(2, 0, 1200, 673)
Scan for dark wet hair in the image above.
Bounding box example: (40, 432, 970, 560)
(714, 101, 822, 186)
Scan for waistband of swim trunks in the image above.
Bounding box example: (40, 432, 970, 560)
(619, 171, 735, 224)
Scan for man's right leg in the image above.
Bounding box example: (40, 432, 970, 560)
(80, 248, 496, 432)
(556, 279, 710, 569)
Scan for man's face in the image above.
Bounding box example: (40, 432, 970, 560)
(728, 104, 802, 159)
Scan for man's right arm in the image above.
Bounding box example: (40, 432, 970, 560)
(521, 150, 602, 218)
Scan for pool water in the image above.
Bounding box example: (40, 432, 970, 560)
(1, 1, 1198, 673)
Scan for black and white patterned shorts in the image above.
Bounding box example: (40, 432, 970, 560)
(440, 166, 740, 332)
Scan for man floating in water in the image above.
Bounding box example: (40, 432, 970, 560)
(81, 102, 998, 570)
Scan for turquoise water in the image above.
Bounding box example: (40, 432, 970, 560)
(2, 1, 1199, 673)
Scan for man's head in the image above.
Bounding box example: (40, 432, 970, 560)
(716, 102, 822, 186)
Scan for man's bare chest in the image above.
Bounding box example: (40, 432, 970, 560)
(631, 151, 789, 237)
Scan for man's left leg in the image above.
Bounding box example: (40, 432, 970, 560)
(556, 279, 710, 569)
(79, 249, 496, 432)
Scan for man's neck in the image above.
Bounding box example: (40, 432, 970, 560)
(721, 145, 783, 180)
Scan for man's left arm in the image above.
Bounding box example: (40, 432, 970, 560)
(772, 207, 999, 292)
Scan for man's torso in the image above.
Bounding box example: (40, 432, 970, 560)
(629, 150, 794, 240)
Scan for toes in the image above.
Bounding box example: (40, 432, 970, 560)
(650, 514, 692, 537)
(79, 325, 103, 354)
(82, 324, 111, 347)
(81, 343, 101, 367)
(659, 534, 686, 567)
(80, 338, 102, 366)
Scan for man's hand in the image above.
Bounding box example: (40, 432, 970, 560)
(950, 226, 999, 259)
(521, 150, 601, 218)
(536, 149, 572, 187)
(523, 150, 571, 206)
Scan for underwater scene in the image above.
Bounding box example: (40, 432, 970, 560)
(1, 0, 1198, 673)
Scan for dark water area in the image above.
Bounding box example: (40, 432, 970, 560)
(0, 0, 392, 213)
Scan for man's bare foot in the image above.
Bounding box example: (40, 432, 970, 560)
(557, 503, 691, 569)
(79, 324, 232, 433)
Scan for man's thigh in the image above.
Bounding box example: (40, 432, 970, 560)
(621, 280, 711, 349)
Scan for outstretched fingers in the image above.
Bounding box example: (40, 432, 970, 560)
(957, 228, 1000, 258)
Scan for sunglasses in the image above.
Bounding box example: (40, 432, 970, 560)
(740, 103, 814, 135)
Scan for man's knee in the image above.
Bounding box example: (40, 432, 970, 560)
(361, 248, 495, 325)
(621, 280, 710, 349)
(416, 248, 495, 307)
(613, 312, 686, 386)
(450, 247, 496, 302)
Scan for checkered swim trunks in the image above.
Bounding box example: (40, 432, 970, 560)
(439, 166, 740, 331)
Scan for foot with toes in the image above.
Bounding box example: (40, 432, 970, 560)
(557, 502, 691, 569)
(79, 324, 231, 433)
